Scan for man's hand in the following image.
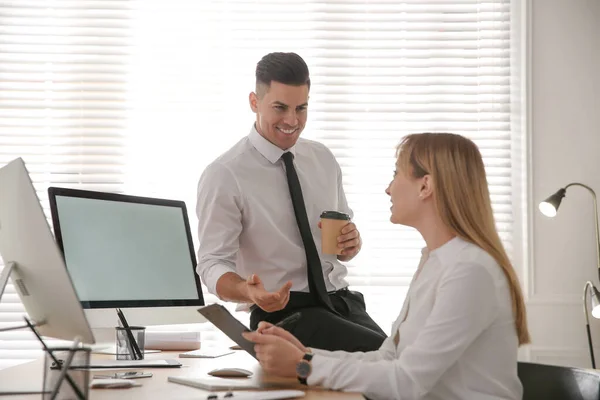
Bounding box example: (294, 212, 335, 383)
(242, 330, 304, 378)
(318, 220, 362, 261)
(256, 321, 308, 353)
(246, 274, 292, 312)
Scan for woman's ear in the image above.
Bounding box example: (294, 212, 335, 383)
(419, 175, 434, 200)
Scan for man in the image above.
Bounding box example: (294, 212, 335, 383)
(196, 52, 386, 352)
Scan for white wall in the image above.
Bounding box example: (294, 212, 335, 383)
(528, 0, 600, 367)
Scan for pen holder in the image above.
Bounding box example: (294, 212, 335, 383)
(115, 326, 146, 360)
(43, 346, 91, 400)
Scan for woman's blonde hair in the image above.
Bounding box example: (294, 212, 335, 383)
(397, 133, 530, 345)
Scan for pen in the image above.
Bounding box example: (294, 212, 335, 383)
(207, 392, 234, 399)
(275, 311, 302, 328)
(116, 308, 143, 360)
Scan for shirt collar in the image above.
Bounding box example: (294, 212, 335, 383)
(423, 236, 469, 262)
(248, 125, 297, 164)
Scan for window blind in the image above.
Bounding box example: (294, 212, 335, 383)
(0, 0, 129, 369)
(0, 0, 519, 369)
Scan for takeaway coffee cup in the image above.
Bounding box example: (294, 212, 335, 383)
(320, 211, 351, 255)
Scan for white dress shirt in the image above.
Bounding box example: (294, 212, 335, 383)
(308, 237, 523, 400)
(196, 126, 352, 297)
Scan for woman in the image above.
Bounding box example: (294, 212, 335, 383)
(243, 133, 530, 400)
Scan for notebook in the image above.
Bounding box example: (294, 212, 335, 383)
(168, 376, 304, 398)
(179, 348, 234, 358)
(168, 375, 262, 391)
(198, 390, 305, 399)
(82, 359, 181, 369)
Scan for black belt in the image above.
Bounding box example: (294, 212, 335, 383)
(327, 286, 349, 295)
(249, 287, 349, 313)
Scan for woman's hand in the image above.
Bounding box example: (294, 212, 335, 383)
(242, 330, 304, 377)
(255, 321, 308, 353)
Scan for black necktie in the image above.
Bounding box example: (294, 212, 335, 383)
(282, 152, 335, 312)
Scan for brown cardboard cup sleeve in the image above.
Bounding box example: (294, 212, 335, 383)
(320, 211, 351, 255)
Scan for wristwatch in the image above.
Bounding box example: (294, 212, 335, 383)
(296, 352, 313, 385)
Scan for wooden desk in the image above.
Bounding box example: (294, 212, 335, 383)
(0, 350, 362, 399)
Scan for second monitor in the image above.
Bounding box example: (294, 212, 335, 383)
(48, 187, 205, 331)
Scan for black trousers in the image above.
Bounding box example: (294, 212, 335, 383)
(250, 289, 387, 352)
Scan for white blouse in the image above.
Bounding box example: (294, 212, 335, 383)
(308, 237, 522, 400)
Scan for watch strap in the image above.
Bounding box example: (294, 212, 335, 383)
(297, 352, 314, 385)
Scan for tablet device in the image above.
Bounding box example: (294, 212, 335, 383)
(197, 304, 257, 359)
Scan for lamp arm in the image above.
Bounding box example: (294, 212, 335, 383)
(583, 281, 596, 368)
(584, 281, 594, 325)
(565, 183, 600, 281)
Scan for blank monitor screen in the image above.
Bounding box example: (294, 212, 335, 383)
(48, 187, 204, 310)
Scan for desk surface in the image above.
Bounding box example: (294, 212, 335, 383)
(0, 349, 362, 399)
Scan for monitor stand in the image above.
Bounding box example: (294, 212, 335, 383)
(0, 262, 44, 331)
(0, 262, 88, 399)
(0, 261, 16, 303)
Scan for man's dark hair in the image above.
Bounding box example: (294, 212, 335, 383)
(255, 52, 310, 97)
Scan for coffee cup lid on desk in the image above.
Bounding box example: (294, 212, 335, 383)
(320, 211, 350, 220)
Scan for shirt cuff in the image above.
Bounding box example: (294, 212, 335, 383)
(202, 262, 237, 297)
(234, 303, 253, 312)
(310, 348, 330, 357)
(307, 354, 339, 387)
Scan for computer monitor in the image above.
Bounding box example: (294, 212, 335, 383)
(0, 158, 95, 344)
(47, 187, 205, 332)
